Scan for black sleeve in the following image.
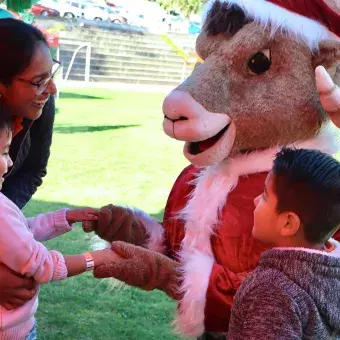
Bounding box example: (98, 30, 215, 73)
(1, 97, 55, 209)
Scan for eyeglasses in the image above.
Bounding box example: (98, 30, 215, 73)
(16, 59, 62, 95)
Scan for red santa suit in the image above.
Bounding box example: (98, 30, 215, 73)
(98, 0, 340, 337)
(137, 125, 340, 337)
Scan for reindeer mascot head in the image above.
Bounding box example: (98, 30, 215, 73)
(85, 1, 340, 339)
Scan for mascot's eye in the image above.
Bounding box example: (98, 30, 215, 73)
(248, 49, 271, 75)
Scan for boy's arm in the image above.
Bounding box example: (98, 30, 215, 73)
(228, 285, 302, 340)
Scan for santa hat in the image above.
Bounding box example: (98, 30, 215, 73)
(203, 0, 340, 50)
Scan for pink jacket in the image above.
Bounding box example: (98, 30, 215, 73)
(0, 193, 72, 339)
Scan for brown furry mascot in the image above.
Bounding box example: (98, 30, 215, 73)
(84, 1, 340, 338)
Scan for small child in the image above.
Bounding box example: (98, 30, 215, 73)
(0, 107, 118, 339)
(228, 147, 340, 340)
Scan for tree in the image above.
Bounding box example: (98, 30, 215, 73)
(159, 0, 205, 17)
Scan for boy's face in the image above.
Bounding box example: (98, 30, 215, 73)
(253, 171, 281, 244)
(0, 129, 12, 190)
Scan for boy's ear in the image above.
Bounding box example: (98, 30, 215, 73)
(312, 40, 340, 86)
(279, 212, 301, 237)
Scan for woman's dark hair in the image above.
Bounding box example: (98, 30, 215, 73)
(273, 147, 340, 244)
(0, 19, 47, 85)
(0, 100, 13, 134)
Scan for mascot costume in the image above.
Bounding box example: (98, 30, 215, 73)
(83, 0, 340, 338)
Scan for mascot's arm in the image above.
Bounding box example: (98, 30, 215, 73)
(93, 241, 182, 300)
(82, 205, 166, 253)
(82, 165, 197, 255)
(93, 241, 246, 338)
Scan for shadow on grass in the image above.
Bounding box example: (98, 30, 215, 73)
(59, 92, 108, 100)
(54, 124, 140, 134)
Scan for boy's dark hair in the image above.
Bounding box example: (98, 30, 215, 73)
(273, 147, 340, 244)
(0, 19, 47, 85)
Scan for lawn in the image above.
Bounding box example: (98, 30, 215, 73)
(22, 87, 189, 340)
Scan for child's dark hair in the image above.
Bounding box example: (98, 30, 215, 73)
(273, 147, 340, 244)
(0, 101, 13, 135)
(0, 19, 47, 85)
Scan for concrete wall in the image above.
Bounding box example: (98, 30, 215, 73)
(58, 25, 197, 86)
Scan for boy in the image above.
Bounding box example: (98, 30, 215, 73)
(228, 147, 340, 339)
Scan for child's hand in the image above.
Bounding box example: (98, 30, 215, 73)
(91, 248, 122, 268)
(66, 208, 99, 224)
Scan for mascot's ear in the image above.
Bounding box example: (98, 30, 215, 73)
(312, 40, 340, 85)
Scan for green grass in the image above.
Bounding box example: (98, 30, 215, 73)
(23, 87, 189, 340)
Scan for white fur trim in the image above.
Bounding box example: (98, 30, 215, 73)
(91, 235, 110, 250)
(175, 123, 340, 337)
(133, 208, 166, 253)
(203, 0, 337, 50)
(175, 251, 214, 337)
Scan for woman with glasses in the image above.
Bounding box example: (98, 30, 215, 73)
(0, 18, 60, 210)
(0, 18, 61, 315)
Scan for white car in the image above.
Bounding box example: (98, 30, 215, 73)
(72, 1, 110, 21)
(52, 0, 83, 19)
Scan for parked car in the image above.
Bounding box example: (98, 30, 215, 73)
(108, 5, 132, 23)
(67, 1, 109, 21)
(31, 2, 60, 17)
(81, 3, 110, 21)
(107, 7, 127, 23)
(56, 0, 83, 19)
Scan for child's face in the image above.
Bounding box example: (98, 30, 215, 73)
(0, 129, 12, 190)
(253, 171, 281, 244)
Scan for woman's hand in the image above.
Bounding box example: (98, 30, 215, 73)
(315, 66, 340, 127)
(0, 263, 37, 310)
(66, 208, 99, 224)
